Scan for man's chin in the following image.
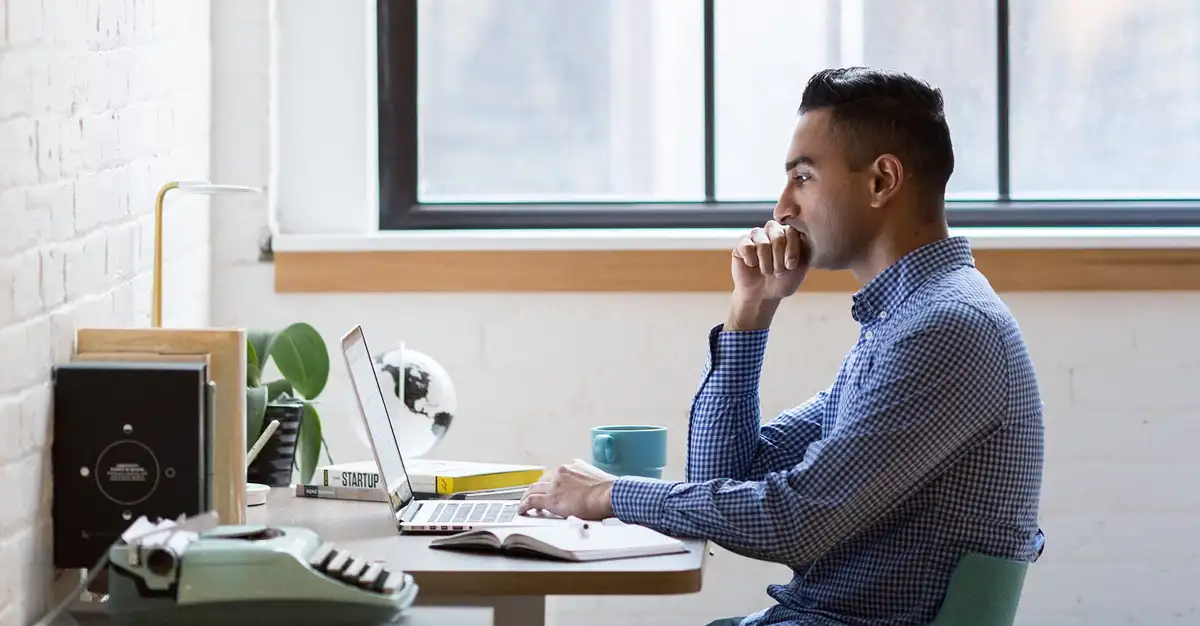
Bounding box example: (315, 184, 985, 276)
(796, 235, 815, 267)
(804, 247, 826, 271)
(806, 250, 848, 273)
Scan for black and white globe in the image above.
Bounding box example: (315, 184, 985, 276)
(371, 344, 457, 458)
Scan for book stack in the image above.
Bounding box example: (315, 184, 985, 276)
(293, 459, 544, 502)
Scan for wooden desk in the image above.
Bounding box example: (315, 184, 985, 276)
(247, 488, 708, 625)
(62, 603, 490, 626)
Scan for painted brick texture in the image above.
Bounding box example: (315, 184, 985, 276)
(0, 1, 211, 623)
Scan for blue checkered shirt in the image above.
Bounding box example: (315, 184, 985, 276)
(611, 236, 1045, 625)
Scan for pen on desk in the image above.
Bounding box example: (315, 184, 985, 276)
(566, 515, 590, 537)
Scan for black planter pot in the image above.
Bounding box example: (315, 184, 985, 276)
(247, 401, 305, 487)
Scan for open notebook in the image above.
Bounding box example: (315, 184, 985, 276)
(428, 522, 689, 562)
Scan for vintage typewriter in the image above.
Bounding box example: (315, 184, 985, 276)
(98, 516, 418, 625)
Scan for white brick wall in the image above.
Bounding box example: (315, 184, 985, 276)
(0, 1, 212, 624)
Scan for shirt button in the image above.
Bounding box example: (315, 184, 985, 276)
(865, 330, 874, 339)
(878, 311, 888, 319)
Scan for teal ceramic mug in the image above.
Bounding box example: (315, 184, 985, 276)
(590, 425, 667, 478)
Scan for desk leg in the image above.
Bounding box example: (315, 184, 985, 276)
(414, 595, 545, 626)
(491, 596, 545, 626)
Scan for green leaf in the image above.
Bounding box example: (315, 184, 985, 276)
(246, 385, 268, 451)
(246, 340, 262, 387)
(270, 322, 330, 400)
(266, 378, 294, 402)
(296, 404, 323, 485)
(248, 330, 276, 376)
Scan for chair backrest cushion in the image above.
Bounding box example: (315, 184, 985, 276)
(928, 553, 1030, 626)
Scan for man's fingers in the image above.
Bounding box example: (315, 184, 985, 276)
(754, 226, 774, 275)
(767, 221, 788, 274)
(735, 224, 799, 275)
(735, 228, 766, 267)
(517, 492, 550, 515)
(518, 477, 561, 514)
(784, 226, 803, 270)
(518, 479, 553, 513)
(518, 479, 549, 503)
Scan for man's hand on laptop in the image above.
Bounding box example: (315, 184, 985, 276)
(517, 458, 616, 521)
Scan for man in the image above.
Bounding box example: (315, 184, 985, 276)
(518, 67, 1045, 625)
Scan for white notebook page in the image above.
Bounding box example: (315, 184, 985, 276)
(495, 523, 687, 557)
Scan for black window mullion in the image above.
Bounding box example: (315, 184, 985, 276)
(996, 0, 1011, 200)
(377, 0, 420, 228)
(703, 0, 716, 202)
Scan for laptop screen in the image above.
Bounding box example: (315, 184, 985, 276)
(342, 327, 414, 513)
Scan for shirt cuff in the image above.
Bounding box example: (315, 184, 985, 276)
(704, 324, 769, 395)
(610, 476, 676, 526)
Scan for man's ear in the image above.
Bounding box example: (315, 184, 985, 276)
(869, 154, 904, 208)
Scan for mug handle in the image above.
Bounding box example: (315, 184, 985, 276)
(592, 434, 616, 465)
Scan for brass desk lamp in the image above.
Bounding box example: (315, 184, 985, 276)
(152, 181, 262, 327)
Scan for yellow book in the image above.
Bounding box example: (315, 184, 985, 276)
(318, 459, 544, 495)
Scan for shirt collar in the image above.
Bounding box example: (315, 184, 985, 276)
(850, 236, 976, 323)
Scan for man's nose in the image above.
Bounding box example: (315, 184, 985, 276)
(773, 189, 797, 222)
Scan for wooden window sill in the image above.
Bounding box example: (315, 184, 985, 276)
(271, 229, 1200, 293)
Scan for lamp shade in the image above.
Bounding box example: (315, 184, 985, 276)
(176, 181, 262, 195)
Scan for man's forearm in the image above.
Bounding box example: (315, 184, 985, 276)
(725, 298, 781, 331)
(686, 387, 762, 482)
(686, 325, 770, 482)
(611, 474, 815, 566)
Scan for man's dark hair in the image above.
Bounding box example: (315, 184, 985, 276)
(799, 67, 954, 206)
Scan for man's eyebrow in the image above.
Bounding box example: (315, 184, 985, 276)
(785, 155, 814, 171)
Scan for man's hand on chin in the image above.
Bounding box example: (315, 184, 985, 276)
(517, 458, 617, 521)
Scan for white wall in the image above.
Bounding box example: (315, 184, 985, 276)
(0, 1, 212, 623)
(209, 2, 1200, 625)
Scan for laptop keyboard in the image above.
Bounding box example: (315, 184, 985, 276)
(430, 501, 518, 525)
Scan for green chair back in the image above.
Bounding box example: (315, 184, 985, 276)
(927, 552, 1031, 626)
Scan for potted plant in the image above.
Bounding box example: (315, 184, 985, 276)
(245, 322, 332, 486)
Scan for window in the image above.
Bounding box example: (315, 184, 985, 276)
(414, 0, 704, 203)
(1008, 0, 1200, 199)
(377, 0, 1200, 230)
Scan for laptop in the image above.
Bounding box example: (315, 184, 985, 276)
(340, 325, 564, 534)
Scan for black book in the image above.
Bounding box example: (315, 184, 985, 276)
(52, 360, 213, 568)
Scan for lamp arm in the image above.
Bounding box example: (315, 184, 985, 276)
(151, 182, 179, 328)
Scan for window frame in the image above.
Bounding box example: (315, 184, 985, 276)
(375, 0, 1200, 231)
